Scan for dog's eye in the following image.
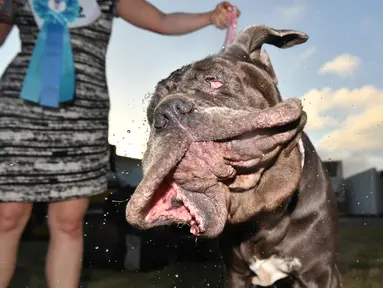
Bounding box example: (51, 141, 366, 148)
(205, 76, 224, 89)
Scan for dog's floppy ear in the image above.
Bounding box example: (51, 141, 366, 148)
(221, 111, 307, 224)
(224, 25, 308, 60)
(223, 25, 308, 82)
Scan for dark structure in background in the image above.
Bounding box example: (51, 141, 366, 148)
(107, 144, 119, 189)
(345, 168, 383, 216)
(322, 160, 383, 216)
(323, 161, 347, 213)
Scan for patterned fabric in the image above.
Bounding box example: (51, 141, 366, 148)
(0, 0, 116, 202)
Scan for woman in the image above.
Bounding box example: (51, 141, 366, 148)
(0, 0, 240, 287)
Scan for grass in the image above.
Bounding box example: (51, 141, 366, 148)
(10, 222, 383, 288)
(338, 227, 383, 288)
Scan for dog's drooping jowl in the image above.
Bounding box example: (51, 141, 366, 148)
(125, 25, 341, 287)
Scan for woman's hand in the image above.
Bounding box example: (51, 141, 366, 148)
(210, 2, 241, 29)
(116, 0, 241, 36)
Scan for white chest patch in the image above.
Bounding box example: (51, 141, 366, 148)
(29, 0, 101, 29)
(297, 138, 305, 169)
(249, 255, 301, 287)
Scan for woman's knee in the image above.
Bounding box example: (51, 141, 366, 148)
(0, 203, 33, 233)
(50, 217, 83, 237)
(48, 198, 89, 237)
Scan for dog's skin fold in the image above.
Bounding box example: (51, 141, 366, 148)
(125, 25, 341, 287)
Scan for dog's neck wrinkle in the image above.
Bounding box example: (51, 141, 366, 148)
(227, 139, 304, 228)
(234, 194, 298, 262)
(239, 141, 305, 234)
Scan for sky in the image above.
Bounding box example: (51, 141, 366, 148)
(1, 0, 383, 178)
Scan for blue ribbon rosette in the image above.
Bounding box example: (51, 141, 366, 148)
(20, 0, 80, 108)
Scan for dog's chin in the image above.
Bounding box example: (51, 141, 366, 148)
(144, 178, 228, 238)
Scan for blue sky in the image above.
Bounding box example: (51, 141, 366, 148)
(1, 0, 382, 177)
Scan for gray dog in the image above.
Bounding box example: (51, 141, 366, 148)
(125, 25, 341, 287)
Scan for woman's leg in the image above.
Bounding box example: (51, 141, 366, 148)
(0, 202, 33, 288)
(46, 198, 89, 288)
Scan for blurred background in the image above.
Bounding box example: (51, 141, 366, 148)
(1, 0, 383, 287)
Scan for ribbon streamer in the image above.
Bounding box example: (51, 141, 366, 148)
(221, 6, 238, 51)
(20, 0, 80, 108)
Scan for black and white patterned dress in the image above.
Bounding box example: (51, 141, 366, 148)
(0, 0, 115, 202)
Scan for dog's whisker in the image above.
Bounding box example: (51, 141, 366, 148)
(111, 199, 129, 203)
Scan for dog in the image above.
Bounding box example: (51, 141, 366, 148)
(125, 25, 341, 287)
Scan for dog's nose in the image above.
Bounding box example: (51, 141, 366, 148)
(154, 98, 194, 129)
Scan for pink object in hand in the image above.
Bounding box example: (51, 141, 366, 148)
(222, 6, 238, 50)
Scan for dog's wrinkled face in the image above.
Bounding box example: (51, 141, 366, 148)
(126, 25, 309, 238)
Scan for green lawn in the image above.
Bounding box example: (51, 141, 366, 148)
(10, 225, 383, 288)
(338, 227, 383, 288)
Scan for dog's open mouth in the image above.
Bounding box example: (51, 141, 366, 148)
(126, 139, 230, 238)
(145, 179, 205, 236)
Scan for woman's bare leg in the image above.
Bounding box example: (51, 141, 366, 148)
(0, 202, 33, 288)
(46, 198, 89, 288)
